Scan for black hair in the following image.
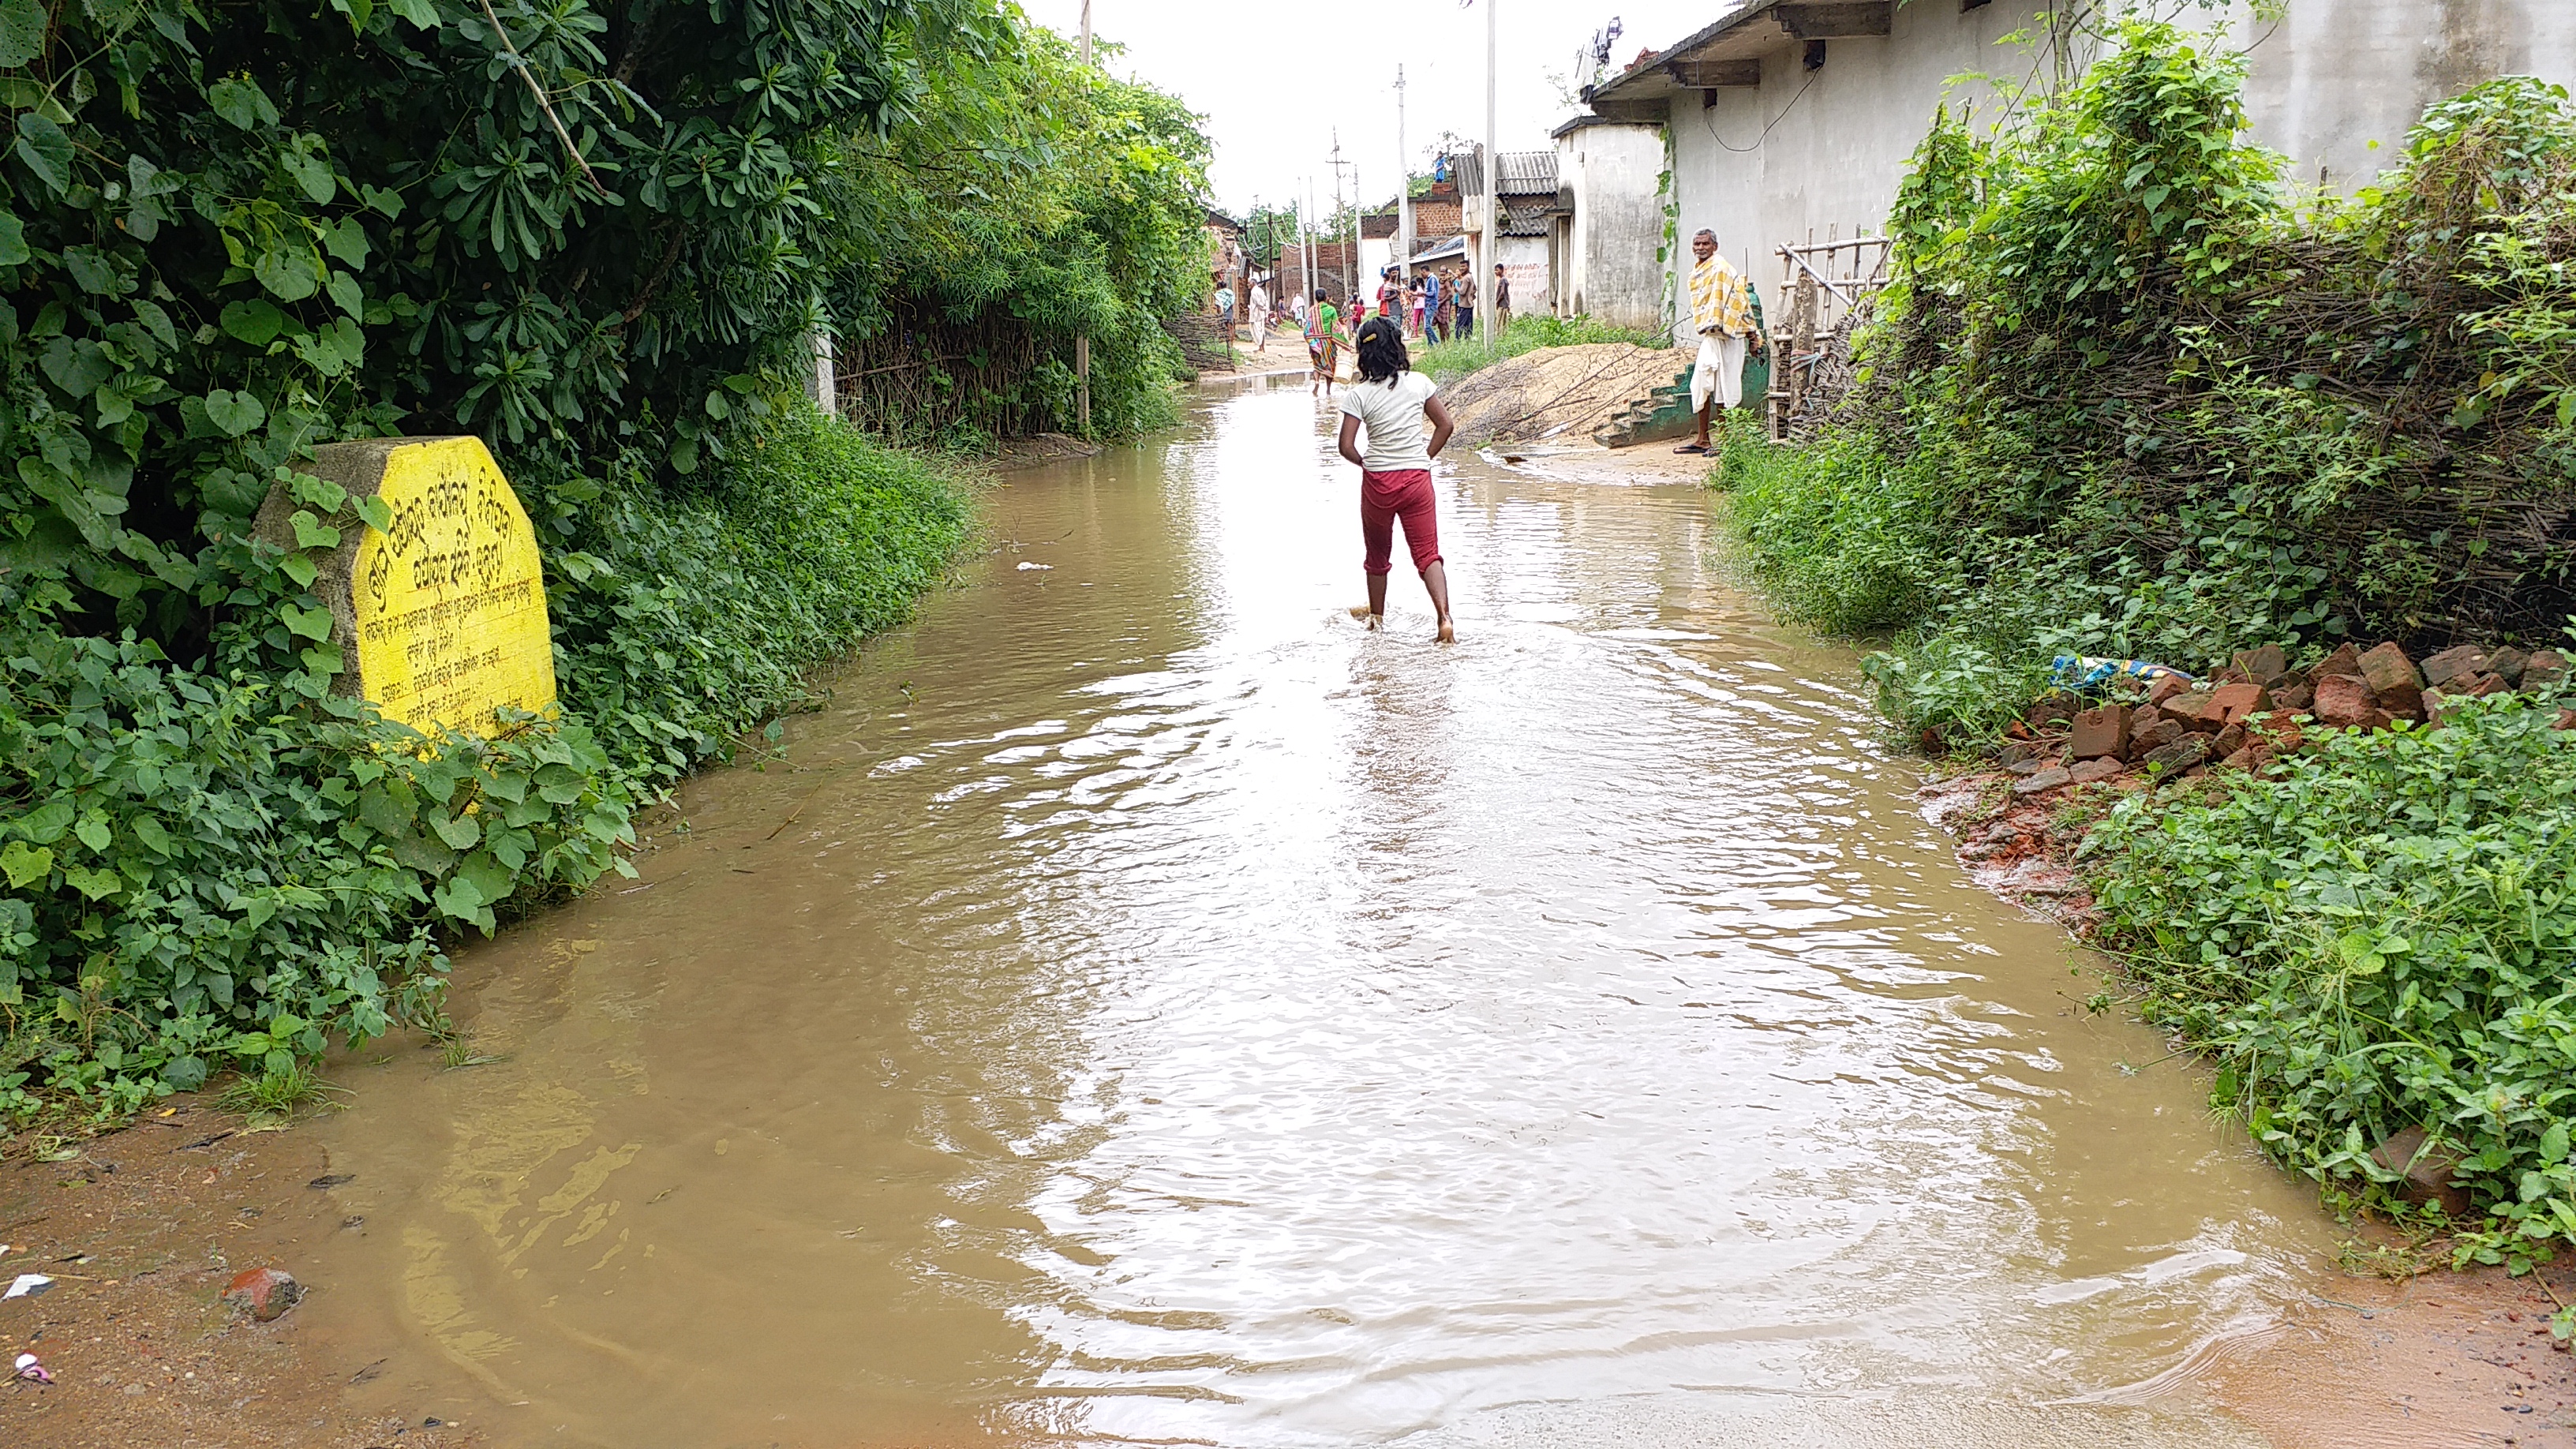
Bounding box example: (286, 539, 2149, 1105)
(1354, 315, 1409, 384)
(1314, 287, 1329, 303)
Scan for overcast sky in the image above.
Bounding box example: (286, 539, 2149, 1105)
(1014, 0, 1730, 215)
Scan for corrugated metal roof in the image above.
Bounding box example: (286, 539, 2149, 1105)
(1451, 148, 1563, 197)
(1496, 152, 1559, 193)
(1500, 196, 1556, 238)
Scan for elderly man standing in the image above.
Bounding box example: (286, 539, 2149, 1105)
(1677, 228, 1764, 455)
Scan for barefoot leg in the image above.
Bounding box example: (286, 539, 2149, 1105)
(1421, 561, 1455, 642)
(1354, 571, 1388, 628)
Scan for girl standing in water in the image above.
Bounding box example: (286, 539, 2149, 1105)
(1336, 315, 1457, 642)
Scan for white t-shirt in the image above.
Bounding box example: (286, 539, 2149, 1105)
(1339, 371, 1440, 472)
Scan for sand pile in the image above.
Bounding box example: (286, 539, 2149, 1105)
(1438, 343, 1687, 447)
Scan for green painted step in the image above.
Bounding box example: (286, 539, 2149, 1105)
(1593, 368, 1698, 449)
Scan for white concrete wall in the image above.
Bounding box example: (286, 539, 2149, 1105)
(1557, 121, 1668, 329)
(1658, 0, 2576, 320)
(2237, 0, 2576, 191)
(1499, 234, 1551, 316)
(1671, 0, 2040, 322)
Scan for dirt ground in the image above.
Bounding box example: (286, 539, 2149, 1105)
(0, 1092, 481, 1448)
(6, 437, 2570, 1449)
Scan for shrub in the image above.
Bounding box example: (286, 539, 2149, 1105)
(0, 581, 636, 1112)
(549, 410, 976, 788)
(2087, 695, 2576, 1257)
(0, 407, 970, 1116)
(1714, 28, 2576, 747)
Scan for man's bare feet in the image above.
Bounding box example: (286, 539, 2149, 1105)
(1436, 618, 1456, 644)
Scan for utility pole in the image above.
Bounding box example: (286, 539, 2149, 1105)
(1328, 133, 1346, 305)
(1396, 66, 1413, 285)
(1330, 130, 1365, 313)
(1301, 177, 1315, 310)
(1075, 0, 1092, 432)
(1481, 0, 1498, 346)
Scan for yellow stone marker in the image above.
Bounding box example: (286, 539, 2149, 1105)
(256, 436, 556, 736)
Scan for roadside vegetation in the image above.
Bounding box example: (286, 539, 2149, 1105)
(1415, 313, 1668, 382)
(0, 0, 1205, 1118)
(1709, 20, 2576, 1290)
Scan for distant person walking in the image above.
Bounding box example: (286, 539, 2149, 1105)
(1492, 263, 1511, 332)
(1249, 276, 1271, 352)
(1306, 289, 1347, 398)
(1214, 272, 1236, 333)
(1677, 228, 1765, 455)
(1451, 264, 1475, 339)
(1337, 315, 1457, 643)
(1378, 266, 1403, 321)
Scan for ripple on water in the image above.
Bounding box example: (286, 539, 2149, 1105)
(303, 379, 2338, 1448)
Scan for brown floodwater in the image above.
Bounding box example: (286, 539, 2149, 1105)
(301, 376, 2352, 1447)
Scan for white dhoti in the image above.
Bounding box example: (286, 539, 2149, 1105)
(1251, 313, 1267, 351)
(1690, 330, 1748, 412)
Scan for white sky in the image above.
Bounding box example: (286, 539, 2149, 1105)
(1014, 0, 1728, 215)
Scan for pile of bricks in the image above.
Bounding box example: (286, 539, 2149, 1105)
(1994, 641, 2570, 799)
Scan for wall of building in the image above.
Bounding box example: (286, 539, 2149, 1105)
(1498, 234, 1551, 316)
(2238, 0, 2576, 190)
(1660, 0, 2576, 318)
(1669, 0, 2039, 322)
(1556, 120, 1668, 330)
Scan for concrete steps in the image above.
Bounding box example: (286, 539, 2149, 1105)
(1592, 367, 1698, 448)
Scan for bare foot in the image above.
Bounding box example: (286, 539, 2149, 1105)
(1349, 605, 1374, 620)
(1436, 618, 1456, 644)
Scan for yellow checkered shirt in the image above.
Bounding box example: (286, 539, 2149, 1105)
(1688, 254, 1754, 338)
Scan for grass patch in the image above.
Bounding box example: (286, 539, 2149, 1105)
(1413, 313, 1670, 383)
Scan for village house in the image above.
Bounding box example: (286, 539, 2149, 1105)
(1569, 0, 2576, 330)
(1389, 148, 1567, 321)
(1549, 114, 1666, 330)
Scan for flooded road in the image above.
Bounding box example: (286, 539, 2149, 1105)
(305, 377, 2346, 1447)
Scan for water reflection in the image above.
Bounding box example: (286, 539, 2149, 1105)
(305, 375, 2330, 1447)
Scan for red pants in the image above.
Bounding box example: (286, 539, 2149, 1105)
(1361, 469, 1441, 575)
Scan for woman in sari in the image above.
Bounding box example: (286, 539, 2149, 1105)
(1305, 289, 1347, 399)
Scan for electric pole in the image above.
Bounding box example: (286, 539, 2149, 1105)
(1302, 177, 1316, 310)
(1481, 0, 1498, 346)
(1075, 1, 1092, 432)
(1328, 133, 1346, 304)
(1396, 66, 1413, 284)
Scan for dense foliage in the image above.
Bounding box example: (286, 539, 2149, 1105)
(0, 0, 1197, 1111)
(1713, 22, 2576, 1264)
(2088, 695, 2576, 1264)
(1718, 24, 2576, 744)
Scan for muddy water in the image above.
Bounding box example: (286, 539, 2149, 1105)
(304, 377, 2346, 1447)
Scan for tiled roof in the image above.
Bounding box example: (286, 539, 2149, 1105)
(1500, 197, 1557, 238)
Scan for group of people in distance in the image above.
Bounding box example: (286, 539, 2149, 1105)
(1293, 263, 1511, 401)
